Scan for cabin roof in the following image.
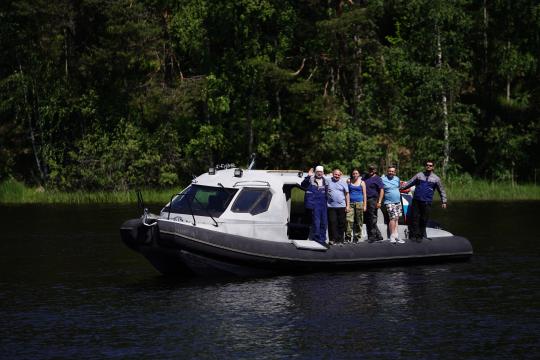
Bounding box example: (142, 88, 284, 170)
(193, 169, 305, 189)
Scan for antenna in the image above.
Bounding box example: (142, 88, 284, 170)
(136, 190, 149, 220)
(136, 190, 145, 211)
(247, 153, 256, 170)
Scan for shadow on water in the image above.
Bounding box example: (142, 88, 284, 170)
(0, 202, 539, 359)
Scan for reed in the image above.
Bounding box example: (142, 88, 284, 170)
(0, 178, 180, 204)
(0, 178, 539, 204)
(445, 179, 540, 201)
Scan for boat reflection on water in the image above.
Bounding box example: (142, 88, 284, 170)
(165, 265, 463, 357)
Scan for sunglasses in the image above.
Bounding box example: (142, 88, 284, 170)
(425, 164, 434, 167)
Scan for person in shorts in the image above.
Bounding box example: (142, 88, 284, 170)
(382, 166, 404, 243)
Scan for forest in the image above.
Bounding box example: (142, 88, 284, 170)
(1, 0, 539, 191)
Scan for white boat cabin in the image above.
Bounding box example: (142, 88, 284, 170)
(160, 168, 317, 242)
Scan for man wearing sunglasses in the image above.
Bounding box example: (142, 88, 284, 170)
(400, 161, 447, 242)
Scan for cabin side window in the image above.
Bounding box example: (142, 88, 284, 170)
(231, 188, 272, 215)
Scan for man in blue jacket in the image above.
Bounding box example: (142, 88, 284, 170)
(301, 166, 328, 246)
(401, 161, 447, 241)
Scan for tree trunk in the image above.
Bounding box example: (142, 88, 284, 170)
(18, 64, 46, 183)
(483, 0, 488, 75)
(161, 9, 173, 86)
(506, 40, 512, 101)
(247, 90, 254, 158)
(330, 67, 335, 96)
(64, 28, 69, 81)
(275, 90, 282, 121)
(506, 76, 511, 101)
(202, 99, 213, 167)
(436, 27, 449, 178)
(247, 114, 254, 158)
(352, 34, 362, 123)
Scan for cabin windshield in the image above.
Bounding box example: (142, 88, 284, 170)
(167, 185, 238, 218)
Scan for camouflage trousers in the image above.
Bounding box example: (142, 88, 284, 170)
(345, 201, 364, 242)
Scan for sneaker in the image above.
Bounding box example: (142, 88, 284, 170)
(390, 238, 397, 244)
(397, 239, 405, 244)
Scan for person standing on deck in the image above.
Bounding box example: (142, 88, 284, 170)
(363, 164, 384, 242)
(301, 166, 329, 246)
(381, 165, 405, 244)
(326, 169, 350, 244)
(345, 168, 367, 243)
(400, 160, 447, 241)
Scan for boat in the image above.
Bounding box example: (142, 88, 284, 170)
(120, 166, 473, 277)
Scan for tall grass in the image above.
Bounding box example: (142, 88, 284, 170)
(0, 178, 180, 204)
(445, 178, 540, 200)
(0, 178, 539, 204)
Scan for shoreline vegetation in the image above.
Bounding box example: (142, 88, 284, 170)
(1, 178, 539, 204)
(2, 2, 539, 195)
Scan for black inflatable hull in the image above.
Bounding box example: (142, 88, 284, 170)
(120, 218, 473, 277)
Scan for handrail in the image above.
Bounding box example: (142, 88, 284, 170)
(233, 180, 270, 188)
(137, 190, 158, 227)
(167, 192, 195, 225)
(167, 192, 219, 227)
(142, 208, 158, 227)
(166, 188, 189, 220)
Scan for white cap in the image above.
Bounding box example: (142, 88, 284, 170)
(315, 165, 324, 172)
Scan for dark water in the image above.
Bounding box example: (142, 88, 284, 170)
(0, 202, 539, 360)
